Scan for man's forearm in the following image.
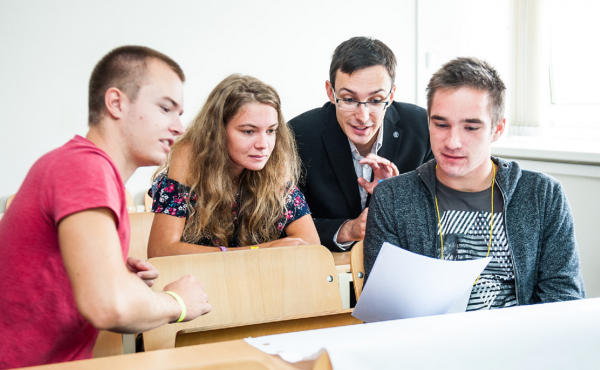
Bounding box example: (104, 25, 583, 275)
(98, 283, 181, 333)
(333, 220, 354, 250)
(335, 220, 357, 245)
(59, 209, 205, 334)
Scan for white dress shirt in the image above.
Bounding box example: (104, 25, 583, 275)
(333, 125, 384, 249)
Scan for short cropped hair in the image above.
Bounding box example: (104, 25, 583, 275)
(426, 57, 506, 125)
(329, 37, 396, 90)
(88, 45, 185, 126)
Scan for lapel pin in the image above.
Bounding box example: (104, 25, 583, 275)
(393, 131, 399, 138)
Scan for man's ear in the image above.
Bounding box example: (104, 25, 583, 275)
(325, 81, 335, 103)
(389, 84, 397, 104)
(492, 118, 506, 142)
(104, 87, 127, 120)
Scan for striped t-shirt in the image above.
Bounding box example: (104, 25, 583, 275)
(435, 179, 517, 311)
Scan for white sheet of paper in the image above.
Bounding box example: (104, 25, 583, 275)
(245, 299, 600, 369)
(446, 287, 473, 314)
(352, 242, 491, 322)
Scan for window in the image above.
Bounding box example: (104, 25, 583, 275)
(510, 0, 600, 142)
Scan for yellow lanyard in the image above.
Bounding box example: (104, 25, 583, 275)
(435, 160, 495, 285)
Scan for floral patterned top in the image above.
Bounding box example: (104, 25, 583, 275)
(149, 175, 311, 248)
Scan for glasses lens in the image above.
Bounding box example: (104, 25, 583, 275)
(336, 100, 388, 112)
(368, 102, 388, 112)
(338, 100, 357, 111)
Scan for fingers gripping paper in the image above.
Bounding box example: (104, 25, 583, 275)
(352, 242, 491, 323)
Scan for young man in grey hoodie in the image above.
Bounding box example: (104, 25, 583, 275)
(364, 57, 585, 310)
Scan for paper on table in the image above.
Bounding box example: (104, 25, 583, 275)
(352, 242, 491, 322)
(245, 299, 600, 369)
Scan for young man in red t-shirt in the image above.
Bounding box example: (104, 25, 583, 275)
(0, 46, 212, 368)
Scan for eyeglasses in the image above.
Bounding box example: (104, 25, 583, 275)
(332, 88, 392, 112)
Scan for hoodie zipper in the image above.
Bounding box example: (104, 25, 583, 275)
(495, 168, 520, 306)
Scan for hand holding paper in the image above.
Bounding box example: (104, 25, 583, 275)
(352, 242, 491, 322)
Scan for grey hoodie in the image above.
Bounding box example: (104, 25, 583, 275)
(364, 157, 586, 305)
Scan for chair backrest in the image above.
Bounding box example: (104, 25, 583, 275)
(92, 331, 123, 358)
(143, 245, 342, 351)
(128, 212, 154, 260)
(144, 191, 153, 212)
(350, 241, 365, 300)
(125, 189, 135, 212)
(6, 194, 15, 210)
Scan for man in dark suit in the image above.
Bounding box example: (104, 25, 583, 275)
(289, 37, 434, 251)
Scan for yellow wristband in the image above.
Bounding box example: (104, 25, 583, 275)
(165, 291, 186, 323)
(251, 246, 259, 249)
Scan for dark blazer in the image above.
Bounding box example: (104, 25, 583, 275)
(289, 101, 434, 251)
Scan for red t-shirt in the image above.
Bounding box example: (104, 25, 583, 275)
(0, 136, 130, 368)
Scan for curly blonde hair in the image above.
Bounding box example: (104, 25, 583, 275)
(157, 74, 300, 247)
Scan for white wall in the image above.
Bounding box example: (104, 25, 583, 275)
(0, 0, 417, 210)
(415, 0, 514, 113)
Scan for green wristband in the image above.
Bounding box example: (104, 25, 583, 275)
(165, 291, 186, 323)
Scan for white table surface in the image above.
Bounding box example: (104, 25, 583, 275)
(246, 298, 600, 369)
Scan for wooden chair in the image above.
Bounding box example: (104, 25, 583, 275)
(6, 194, 15, 210)
(332, 251, 352, 309)
(125, 189, 135, 213)
(331, 251, 350, 272)
(144, 191, 153, 212)
(92, 331, 123, 358)
(350, 241, 365, 301)
(128, 212, 154, 260)
(143, 245, 362, 351)
(175, 308, 359, 348)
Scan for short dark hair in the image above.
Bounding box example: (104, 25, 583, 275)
(88, 45, 185, 126)
(426, 57, 506, 125)
(329, 37, 396, 90)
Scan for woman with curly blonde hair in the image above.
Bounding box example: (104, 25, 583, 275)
(147, 74, 319, 256)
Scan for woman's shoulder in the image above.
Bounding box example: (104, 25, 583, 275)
(168, 141, 193, 185)
(283, 181, 303, 195)
(277, 182, 310, 231)
(149, 174, 196, 216)
(284, 183, 308, 208)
